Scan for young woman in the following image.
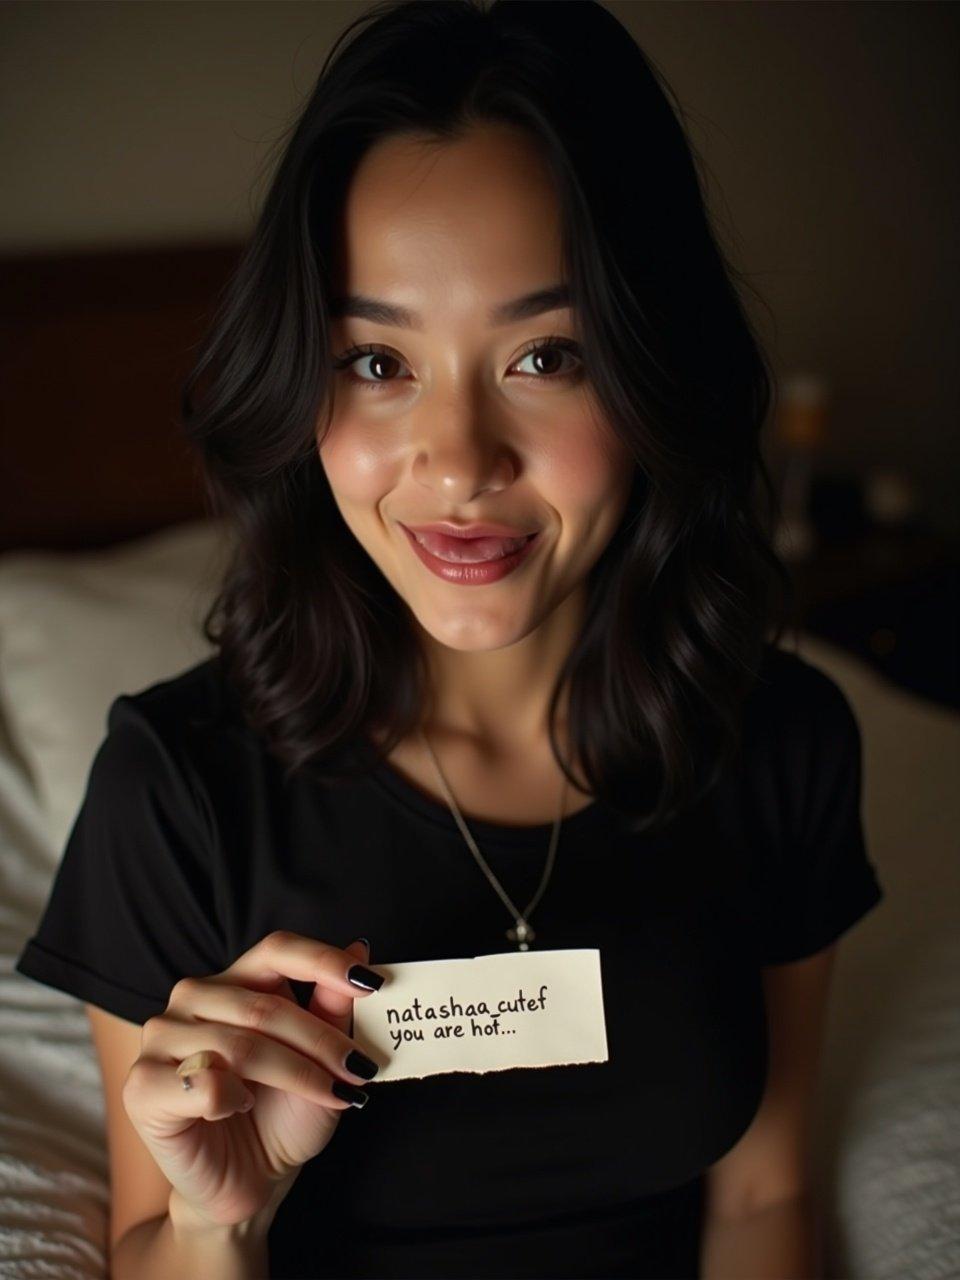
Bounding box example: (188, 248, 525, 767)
(16, 2, 885, 1277)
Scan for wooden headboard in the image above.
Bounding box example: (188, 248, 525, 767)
(0, 242, 244, 554)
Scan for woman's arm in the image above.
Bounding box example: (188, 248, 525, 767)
(112, 1198, 270, 1280)
(700, 1191, 820, 1279)
(700, 943, 838, 1278)
(112, 1181, 294, 1280)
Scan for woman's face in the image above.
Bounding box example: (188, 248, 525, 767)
(318, 122, 635, 654)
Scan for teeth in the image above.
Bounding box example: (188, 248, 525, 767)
(412, 530, 532, 563)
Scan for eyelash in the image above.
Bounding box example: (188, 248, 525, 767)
(331, 334, 583, 391)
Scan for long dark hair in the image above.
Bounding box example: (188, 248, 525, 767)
(182, 0, 795, 834)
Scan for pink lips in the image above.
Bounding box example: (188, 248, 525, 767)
(405, 521, 537, 539)
(406, 527, 533, 562)
(400, 523, 541, 585)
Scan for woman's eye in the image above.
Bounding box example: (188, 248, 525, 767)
(510, 338, 583, 381)
(332, 337, 583, 391)
(332, 345, 411, 389)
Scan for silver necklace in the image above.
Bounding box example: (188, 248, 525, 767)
(417, 725, 567, 951)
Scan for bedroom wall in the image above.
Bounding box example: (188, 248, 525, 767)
(1, 0, 957, 544)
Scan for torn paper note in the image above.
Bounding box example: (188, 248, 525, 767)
(351, 947, 608, 1082)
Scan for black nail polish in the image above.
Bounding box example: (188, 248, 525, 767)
(347, 963, 384, 991)
(345, 1048, 379, 1080)
(332, 1079, 369, 1108)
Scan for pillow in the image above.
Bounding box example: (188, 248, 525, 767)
(0, 517, 231, 857)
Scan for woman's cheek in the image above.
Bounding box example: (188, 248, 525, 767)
(539, 416, 634, 527)
(318, 421, 398, 511)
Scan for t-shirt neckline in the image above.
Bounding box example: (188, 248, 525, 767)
(369, 754, 609, 848)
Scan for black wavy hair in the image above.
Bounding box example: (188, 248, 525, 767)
(181, 0, 796, 834)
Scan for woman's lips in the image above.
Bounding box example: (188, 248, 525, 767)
(399, 523, 541, 584)
(405, 527, 534, 563)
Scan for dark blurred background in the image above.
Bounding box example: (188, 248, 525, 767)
(1, 0, 957, 707)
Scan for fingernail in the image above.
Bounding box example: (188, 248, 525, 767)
(347, 964, 383, 991)
(344, 1048, 379, 1080)
(353, 936, 371, 949)
(332, 1079, 369, 1108)
(177, 1050, 216, 1077)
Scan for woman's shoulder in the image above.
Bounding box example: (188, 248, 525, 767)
(110, 652, 236, 720)
(751, 640, 858, 718)
(742, 640, 862, 769)
(103, 653, 252, 776)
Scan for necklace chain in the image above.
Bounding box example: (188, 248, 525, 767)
(416, 725, 567, 951)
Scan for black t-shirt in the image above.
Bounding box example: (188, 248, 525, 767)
(15, 642, 885, 1280)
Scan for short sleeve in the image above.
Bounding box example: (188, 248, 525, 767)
(756, 662, 885, 965)
(15, 695, 225, 1024)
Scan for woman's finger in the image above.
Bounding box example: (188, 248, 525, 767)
(309, 937, 371, 1037)
(210, 931, 385, 1007)
(142, 994, 380, 1087)
(125, 1055, 254, 1128)
(135, 1027, 364, 1117)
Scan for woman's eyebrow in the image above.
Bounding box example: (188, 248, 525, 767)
(328, 284, 571, 330)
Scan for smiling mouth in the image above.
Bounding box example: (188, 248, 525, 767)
(404, 526, 536, 563)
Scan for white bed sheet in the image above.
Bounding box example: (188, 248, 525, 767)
(0, 709, 109, 1279)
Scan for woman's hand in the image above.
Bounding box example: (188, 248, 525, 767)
(121, 931, 384, 1229)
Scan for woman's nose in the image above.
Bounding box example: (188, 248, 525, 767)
(409, 428, 519, 504)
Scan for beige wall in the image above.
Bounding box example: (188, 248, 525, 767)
(2, 0, 957, 542)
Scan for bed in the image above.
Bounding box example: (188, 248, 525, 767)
(0, 244, 957, 1278)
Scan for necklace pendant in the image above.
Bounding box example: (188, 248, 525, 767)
(507, 918, 535, 951)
